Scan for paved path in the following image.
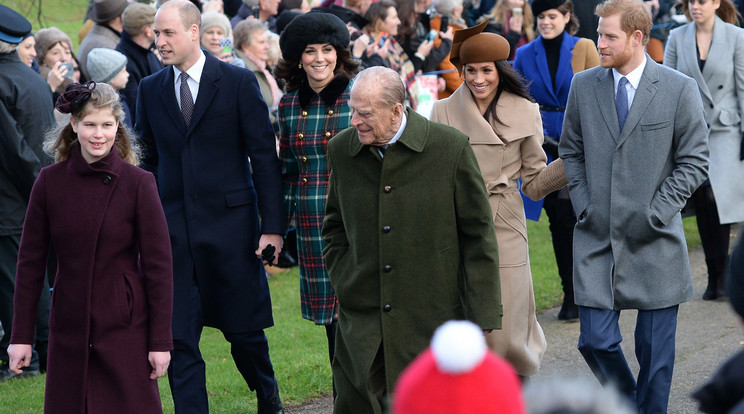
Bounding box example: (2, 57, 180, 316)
(287, 246, 744, 413)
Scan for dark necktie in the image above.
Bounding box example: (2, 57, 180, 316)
(180, 72, 194, 126)
(616, 76, 629, 131)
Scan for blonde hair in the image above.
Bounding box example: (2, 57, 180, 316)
(480, 0, 535, 42)
(45, 83, 139, 165)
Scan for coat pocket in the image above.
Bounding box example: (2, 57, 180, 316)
(224, 188, 257, 207)
(115, 272, 135, 325)
(640, 120, 672, 131)
(718, 109, 741, 127)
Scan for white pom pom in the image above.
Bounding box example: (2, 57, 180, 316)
(430, 320, 487, 374)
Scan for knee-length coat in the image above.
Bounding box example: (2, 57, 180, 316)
(11, 146, 173, 413)
(513, 33, 599, 220)
(323, 108, 502, 413)
(664, 17, 744, 224)
(279, 77, 352, 325)
(431, 85, 566, 376)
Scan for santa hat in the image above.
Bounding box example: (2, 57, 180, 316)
(393, 320, 526, 414)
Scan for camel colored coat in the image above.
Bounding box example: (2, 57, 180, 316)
(431, 85, 566, 375)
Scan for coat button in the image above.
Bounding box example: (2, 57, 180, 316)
(383, 304, 392, 312)
(709, 103, 714, 109)
(302, 178, 308, 183)
(298, 133, 304, 140)
(383, 265, 392, 272)
(302, 111, 308, 116)
(382, 225, 391, 233)
(328, 110, 334, 115)
(718, 85, 723, 89)
(325, 132, 331, 137)
(302, 156, 308, 162)
(383, 185, 392, 193)
(103, 176, 112, 185)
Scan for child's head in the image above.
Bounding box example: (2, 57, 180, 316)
(86, 48, 130, 90)
(46, 81, 138, 164)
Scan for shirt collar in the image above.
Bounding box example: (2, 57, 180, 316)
(386, 112, 407, 147)
(613, 55, 646, 90)
(173, 51, 206, 83)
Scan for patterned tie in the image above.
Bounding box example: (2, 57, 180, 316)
(180, 72, 194, 126)
(616, 76, 629, 131)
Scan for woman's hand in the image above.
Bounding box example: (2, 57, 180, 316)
(440, 26, 454, 41)
(202, 0, 224, 13)
(148, 351, 171, 379)
(47, 61, 67, 92)
(216, 51, 234, 63)
(374, 38, 390, 59)
(508, 14, 523, 34)
(7, 344, 33, 374)
(352, 34, 370, 59)
(416, 38, 434, 59)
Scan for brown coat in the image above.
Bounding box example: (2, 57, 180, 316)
(431, 85, 565, 375)
(11, 146, 173, 413)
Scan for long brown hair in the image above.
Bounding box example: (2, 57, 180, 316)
(479, 0, 536, 41)
(45, 82, 139, 165)
(679, 0, 740, 25)
(467, 60, 534, 129)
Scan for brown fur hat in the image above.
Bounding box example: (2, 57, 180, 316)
(450, 20, 510, 73)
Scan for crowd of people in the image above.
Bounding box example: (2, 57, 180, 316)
(1, 0, 744, 413)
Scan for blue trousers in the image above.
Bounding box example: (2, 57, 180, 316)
(167, 273, 278, 413)
(578, 305, 678, 414)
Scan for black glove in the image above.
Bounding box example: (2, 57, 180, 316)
(543, 135, 560, 159)
(261, 244, 276, 266)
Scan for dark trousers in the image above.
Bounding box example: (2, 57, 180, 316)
(0, 235, 50, 371)
(543, 192, 575, 297)
(168, 273, 278, 414)
(578, 305, 678, 414)
(691, 185, 730, 263)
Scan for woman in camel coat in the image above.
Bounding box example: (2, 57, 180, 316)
(430, 22, 566, 377)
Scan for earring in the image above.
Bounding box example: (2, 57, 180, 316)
(298, 63, 302, 69)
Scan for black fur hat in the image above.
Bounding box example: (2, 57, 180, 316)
(279, 11, 350, 63)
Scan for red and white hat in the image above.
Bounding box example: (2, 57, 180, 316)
(393, 320, 526, 414)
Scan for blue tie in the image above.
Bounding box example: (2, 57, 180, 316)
(616, 77, 629, 131)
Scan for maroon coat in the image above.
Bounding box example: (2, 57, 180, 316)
(11, 145, 173, 414)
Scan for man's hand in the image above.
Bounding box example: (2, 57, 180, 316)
(7, 344, 33, 374)
(148, 351, 171, 379)
(255, 234, 284, 266)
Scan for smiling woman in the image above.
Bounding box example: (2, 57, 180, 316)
(430, 21, 567, 379)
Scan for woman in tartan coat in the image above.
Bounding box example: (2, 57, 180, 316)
(276, 12, 360, 370)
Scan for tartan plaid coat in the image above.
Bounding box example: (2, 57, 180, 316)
(279, 76, 352, 325)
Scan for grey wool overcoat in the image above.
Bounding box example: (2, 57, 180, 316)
(323, 108, 503, 414)
(559, 57, 709, 310)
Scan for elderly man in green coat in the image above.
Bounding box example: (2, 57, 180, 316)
(322, 67, 503, 414)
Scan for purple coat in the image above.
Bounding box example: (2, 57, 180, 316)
(11, 146, 173, 414)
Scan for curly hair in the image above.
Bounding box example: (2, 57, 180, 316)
(45, 82, 139, 165)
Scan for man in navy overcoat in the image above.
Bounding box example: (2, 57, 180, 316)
(134, 1, 285, 413)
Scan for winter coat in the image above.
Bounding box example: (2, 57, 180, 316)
(0, 52, 54, 235)
(431, 84, 565, 376)
(559, 58, 709, 310)
(78, 23, 121, 80)
(514, 33, 598, 220)
(116, 31, 163, 125)
(665, 17, 744, 224)
(323, 108, 502, 413)
(11, 147, 173, 413)
(279, 77, 352, 325)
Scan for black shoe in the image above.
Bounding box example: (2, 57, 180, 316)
(257, 392, 284, 414)
(276, 250, 297, 268)
(557, 301, 579, 321)
(0, 365, 40, 382)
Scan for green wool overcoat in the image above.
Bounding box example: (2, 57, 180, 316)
(322, 108, 503, 414)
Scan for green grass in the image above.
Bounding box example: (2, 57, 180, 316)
(6, 0, 89, 53)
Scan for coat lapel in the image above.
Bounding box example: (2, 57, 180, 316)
(534, 38, 557, 103)
(704, 16, 727, 87)
(617, 57, 659, 148)
(187, 53, 220, 134)
(158, 68, 187, 135)
(594, 68, 620, 144)
(556, 35, 577, 101)
(682, 22, 713, 102)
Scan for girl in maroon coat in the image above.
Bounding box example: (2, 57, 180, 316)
(7, 82, 173, 414)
